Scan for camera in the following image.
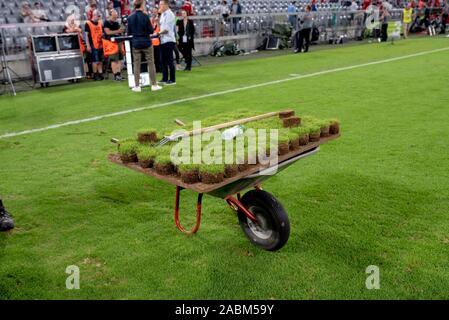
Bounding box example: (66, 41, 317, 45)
(121, 15, 129, 27)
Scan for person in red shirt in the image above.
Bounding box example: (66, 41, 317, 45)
(85, 0, 97, 20)
(121, 0, 131, 16)
(362, 0, 371, 10)
(181, 0, 195, 16)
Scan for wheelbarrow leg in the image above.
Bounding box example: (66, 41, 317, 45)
(174, 186, 203, 235)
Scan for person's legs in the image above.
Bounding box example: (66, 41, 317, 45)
(374, 27, 381, 41)
(233, 19, 238, 34)
(92, 49, 98, 76)
(97, 49, 104, 74)
(381, 23, 388, 41)
(111, 61, 118, 73)
(109, 53, 120, 80)
(166, 42, 176, 82)
(160, 43, 169, 82)
(91, 48, 104, 80)
(132, 47, 142, 87)
(403, 23, 409, 38)
(185, 45, 192, 70)
(153, 45, 161, 73)
(83, 52, 90, 76)
(297, 29, 305, 52)
(174, 44, 181, 65)
(441, 14, 448, 34)
(181, 45, 192, 70)
(0, 199, 15, 232)
(293, 30, 299, 51)
(143, 46, 157, 86)
(220, 21, 225, 36)
(303, 28, 311, 52)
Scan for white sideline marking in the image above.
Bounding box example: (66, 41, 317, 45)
(1, 46, 448, 140)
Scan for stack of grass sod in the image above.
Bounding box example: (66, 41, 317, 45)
(115, 110, 340, 185)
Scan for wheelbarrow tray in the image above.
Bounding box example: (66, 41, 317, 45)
(108, 134, 340, 197)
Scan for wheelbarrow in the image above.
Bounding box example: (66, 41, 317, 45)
(109, 135, 338, 251)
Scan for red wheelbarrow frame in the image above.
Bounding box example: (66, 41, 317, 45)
(174, 185, 259, 235)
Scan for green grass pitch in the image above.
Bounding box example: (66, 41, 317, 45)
(0, 37, 449, 299)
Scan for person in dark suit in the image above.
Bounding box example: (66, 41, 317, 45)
(176, 9, 195, 71)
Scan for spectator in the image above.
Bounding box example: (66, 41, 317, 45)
(403, 2, 414, 38)
(380, 3, 390, 41)
(20, 1, 40, 23)
(229, 0, 242, 35)
(372, 1, 382, 41)
(64, 15, 88, 75)
(0, 199, 15, 232)
(127, 0, 162, 92)
(349, 0, 358, 25)
(105, 1, 114, 19)
(151, 7, 162, 73)
(362, 0, 371, 26)
(287, 1, 298, 28)
(441, 3, 448, 33)
(157, 0, 177, 85)
(214, 0, 230, 36)
(176, 9, 195, 71)
(362, 0, 371, 10)
(295, 5, 312, 53)
(173, 15, 182, 71)
(113, 0, 122, 17)
(85, 0, 97, 21)
(350, 0, 358, 12)
(64, 14, 82, 33)
(181, 0, 195, 16)
(121, 0, 131, 16)
(32, 1, 50, 22)
(104, 9, 125, 81)
(85, 9, 105, 81)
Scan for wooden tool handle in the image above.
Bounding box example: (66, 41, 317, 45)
(186, 110, 293, 137)
(175, 119, 186, 127)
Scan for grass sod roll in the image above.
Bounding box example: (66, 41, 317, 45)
(118, 139, 139, 163)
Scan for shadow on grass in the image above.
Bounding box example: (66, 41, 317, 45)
(191, 171, 446, 298)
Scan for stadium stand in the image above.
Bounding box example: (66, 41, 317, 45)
(0, 0, 400, 53)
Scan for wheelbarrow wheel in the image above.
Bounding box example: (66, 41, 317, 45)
(237, 190, 290, 251)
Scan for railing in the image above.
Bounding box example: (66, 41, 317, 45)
(0, 8, 410, 58)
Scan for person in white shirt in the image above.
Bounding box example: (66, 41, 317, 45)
(214, 0, 230, 36)
(349, 0, 358, 25)
(156, 0, 176, 85)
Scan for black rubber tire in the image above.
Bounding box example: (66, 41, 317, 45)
(237, 190, 290, 251)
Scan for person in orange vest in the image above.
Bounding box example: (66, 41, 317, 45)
(150, 7, 162, 73)
(103, 9, 125, 81)
(85, 9, 104, 81)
